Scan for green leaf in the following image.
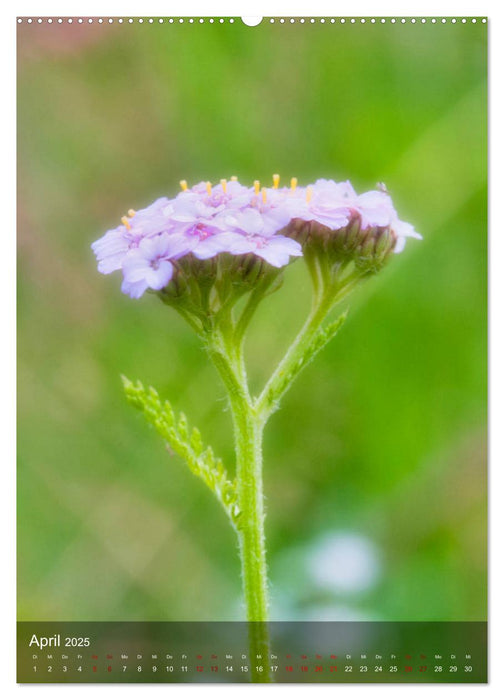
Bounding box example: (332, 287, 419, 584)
(303, 311, 347, 361)
(122, 376, 239, 527)
(260, 311, 347, 416)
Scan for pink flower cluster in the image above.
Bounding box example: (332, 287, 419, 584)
(92, 177, 421, 298)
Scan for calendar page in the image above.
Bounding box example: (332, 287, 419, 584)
(16, 13, 487, 684)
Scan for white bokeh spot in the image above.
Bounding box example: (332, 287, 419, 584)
(307, 531, 381, 593)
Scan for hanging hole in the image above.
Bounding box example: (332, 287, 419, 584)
(241, 17, 263, 27)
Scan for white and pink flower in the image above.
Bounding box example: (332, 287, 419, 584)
(92, 177, 420, 298)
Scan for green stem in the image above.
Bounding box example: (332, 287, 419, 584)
(233, 398, 270, 682)
(201, 271, 361, 681)
(206, 331, 271, 683)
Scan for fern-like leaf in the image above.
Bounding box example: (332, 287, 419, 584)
(260, 311, 347, 416)
(122, 376, 240, 527)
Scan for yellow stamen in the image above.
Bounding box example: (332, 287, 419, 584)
(272, 173, 280, 189)
(179, 179, 188, 191)
(306, 186, 313, 203)
(121, 216, 131, 230)
(290, 177, 298, 192)
(261, 187, 267, 204)
(206, 181, 212, 196)
(220, 178, 227, 193)
(254, 180, 260, 195)
(127, 208, 136, 217)
(230, 175, 238, 181)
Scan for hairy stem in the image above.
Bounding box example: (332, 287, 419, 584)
(201, 272, 361, 681)
(206, 330, 271, 683)
(233, 397, 270, 682)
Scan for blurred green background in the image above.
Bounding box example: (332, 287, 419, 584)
(17, 18, 486, 622)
